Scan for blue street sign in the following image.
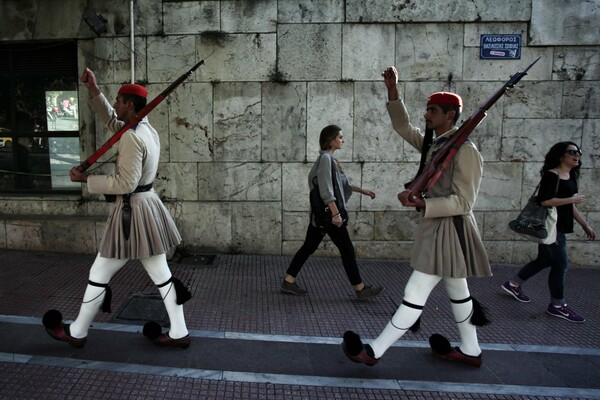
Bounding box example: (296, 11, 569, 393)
(480, 34, 521, 60)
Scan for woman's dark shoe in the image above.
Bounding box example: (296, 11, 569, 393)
(342, 331, 379, 366)
(356, 285, 384, 301)
(45, 323, 87, 348)
(152, 333, 191, 349)
(280, 280, 308, 296)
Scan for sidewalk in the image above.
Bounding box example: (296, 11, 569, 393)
(0, 248, 599, 399)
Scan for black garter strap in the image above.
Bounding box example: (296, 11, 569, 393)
(157, 277, 192, 305)
(402, 300, 424, 309)
(450, 296, 490, 327)
(451, 296, 472, 304)
(391, 300, 425, 332)
(88, 280, 112, 313)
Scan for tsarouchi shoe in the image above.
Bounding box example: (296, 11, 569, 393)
(143, 321, 191, 349)
(45, 323, 87, 348)
(42, 309, 86, 348)
(429, 333, 482, 368)
(342, 331, 379, 366)
(151, 333, 191, 349)
(432, 346, 482, 368)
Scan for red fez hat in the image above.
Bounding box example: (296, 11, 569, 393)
(427, 92, 463, 108)
(118, 84, 148, 99)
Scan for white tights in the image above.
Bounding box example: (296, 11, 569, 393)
(69, 253, 188, 340)
(369, 270, 481, 358)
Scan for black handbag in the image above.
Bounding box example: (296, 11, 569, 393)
(309, 156, 348, 229)
(508, 179, 558, 244)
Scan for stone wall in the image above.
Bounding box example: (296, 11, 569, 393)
(1, 0, 598, 267)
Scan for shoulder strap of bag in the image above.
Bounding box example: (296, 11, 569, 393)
(330, 156, 337, 189)
(535, 171, 561, 198)
(311, 154, 322, 187)
(533, 172, 560, 205)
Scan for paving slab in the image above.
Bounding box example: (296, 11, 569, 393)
(0, 248, 599, 399)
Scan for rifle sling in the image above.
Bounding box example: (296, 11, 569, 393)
(405, 128, 434, 189)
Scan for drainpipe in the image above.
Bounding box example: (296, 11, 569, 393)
(130, 0, 135, 83)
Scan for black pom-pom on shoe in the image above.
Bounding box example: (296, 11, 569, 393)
(342, 331, 379, 366)
(143, 321, 162, 339)
(429, 333, 452, 355)
(43, 310, 86, 348)
(429, 333, 482, 368)
(42, 309, 63, 329)
(143, 321, 191, 349)
(343, 331, 364, 355)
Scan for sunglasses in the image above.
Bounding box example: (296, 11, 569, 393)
(565, 149, 582, 156)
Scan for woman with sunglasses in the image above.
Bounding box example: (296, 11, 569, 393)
(502, 141, 596, 322)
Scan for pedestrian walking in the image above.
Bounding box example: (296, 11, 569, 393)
(43, 68, 191, 349)
(342, 66, 491, 368)
(280, 125, 384, 301)
(502, 141, 595, 323)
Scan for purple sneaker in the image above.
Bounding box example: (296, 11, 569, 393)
(546, 304, 585, 323)
(501, 281, 530, 303)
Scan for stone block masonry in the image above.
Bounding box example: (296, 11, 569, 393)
(0, 0, 598, 267)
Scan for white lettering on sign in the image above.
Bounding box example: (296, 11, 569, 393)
(480, 34, 521, 59)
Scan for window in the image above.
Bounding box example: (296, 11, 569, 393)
(0, 41, 80, 193)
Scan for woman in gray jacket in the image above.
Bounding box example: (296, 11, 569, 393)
(280, 125, 383, 301)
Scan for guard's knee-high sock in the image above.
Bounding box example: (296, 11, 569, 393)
(141, 254, 189, 340)
(443, 277, 481, 357)
(157, 279, 188, 339)
(69, 282, 108, 338)
(370, 301, 423, 359)
(70, 255, 127, 339)
(450, 297, 481, 357)
(369, 270, 440, 359)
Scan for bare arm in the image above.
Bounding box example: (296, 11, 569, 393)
(573, 204, 596, 240)
(352, 186, 376, 199)
(541, 193, 585, 207)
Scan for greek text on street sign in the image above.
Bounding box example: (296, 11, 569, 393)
(480, 34, 521, 60)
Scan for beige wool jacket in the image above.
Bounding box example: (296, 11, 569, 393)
(84, 92, 181, 259)
(387, 99, 491, 278)
(86, 93, 157, 195)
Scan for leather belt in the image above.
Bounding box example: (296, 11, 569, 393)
(121, 183, 154, 240)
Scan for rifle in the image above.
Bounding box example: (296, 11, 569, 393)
(405, 57, 540, 200)
(76, 59, 206, 172)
